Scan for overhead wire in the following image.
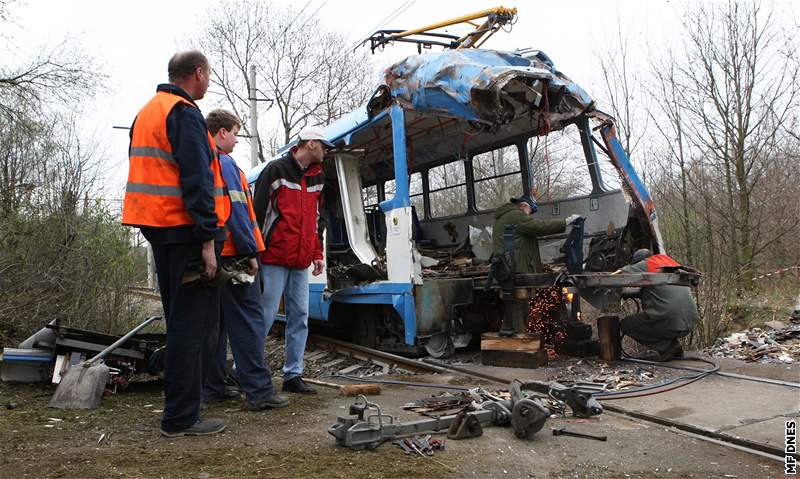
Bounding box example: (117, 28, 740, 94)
(347, 0, 416, 52)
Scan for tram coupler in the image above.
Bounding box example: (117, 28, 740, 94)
(328, 380, 603, 449)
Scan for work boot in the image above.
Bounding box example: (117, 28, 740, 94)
(160, 418, 225, 437)
(282, 376, 317, 394)
(246, 392, 290, 410)
(654, 341, 683, 362)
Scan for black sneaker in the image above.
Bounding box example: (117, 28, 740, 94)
(160, 418, 225, 437)
(282, 376, 317, 395)
(246, 392, 290, 410)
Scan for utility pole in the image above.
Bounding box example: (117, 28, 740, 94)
(249, 65, 259, 167)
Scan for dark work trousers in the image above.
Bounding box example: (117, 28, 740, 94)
(151, 242, 222, 433)
(620, 312, 689, 355)
(203, 271, 275, 403)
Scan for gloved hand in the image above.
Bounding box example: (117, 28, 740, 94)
(565, 214, 583, 225)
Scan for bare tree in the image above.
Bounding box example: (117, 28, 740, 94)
(198, 0, 374, 160)
(0, 38, 103, 116)
(595, 16, 650, 161)
(198, 1, 271, 161)
(674, 0, 800, 289)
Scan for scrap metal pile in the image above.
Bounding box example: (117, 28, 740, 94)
(328, 379, 603, 450)
(706, 319, 800, 364)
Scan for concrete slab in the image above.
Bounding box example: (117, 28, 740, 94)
(609, 374, 799, 452)
(724, 416, 798, 449)
(611, 375, 799, 431)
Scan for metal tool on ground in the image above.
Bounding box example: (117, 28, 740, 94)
(510, 379, 603, 418)
(328, 380, 603, 449)
(447, 410, 483, 439)
(392, 439, 413, 455)
(48, 316, 161, 409)
(393, 435, 446, 457)
(552, 427, 607, 441)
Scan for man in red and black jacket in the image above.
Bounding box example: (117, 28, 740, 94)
(253, 128, 333, 394)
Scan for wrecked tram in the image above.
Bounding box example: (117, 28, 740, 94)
(248, 48, 675, 358)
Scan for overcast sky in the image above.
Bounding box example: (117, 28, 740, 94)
(5, 0, 796, 200)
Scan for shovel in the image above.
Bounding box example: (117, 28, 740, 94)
(48, 316, 161, 409)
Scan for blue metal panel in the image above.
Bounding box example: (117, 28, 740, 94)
(312, 281, 418, 346)
(601, 126, 654, 207)
(379, 105, 410, 213)
(386, 49, 593, 124)
(308, 283, 326, 321)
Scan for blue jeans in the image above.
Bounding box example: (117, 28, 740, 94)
(203, 272, 275, 403)
(260, 264, 310, 380)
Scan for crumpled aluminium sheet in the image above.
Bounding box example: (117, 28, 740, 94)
(384, 49, 593, 129)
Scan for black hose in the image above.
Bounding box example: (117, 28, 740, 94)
(593, 356, 720, 399)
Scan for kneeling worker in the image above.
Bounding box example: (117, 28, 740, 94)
(617, 249, 699, 361)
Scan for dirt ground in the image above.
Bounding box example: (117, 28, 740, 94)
(0, 373, 782, 479)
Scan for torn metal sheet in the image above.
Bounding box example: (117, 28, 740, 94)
(384, 49, 593, 129)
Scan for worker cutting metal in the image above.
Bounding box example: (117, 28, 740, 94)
(615, 249, 700, 361)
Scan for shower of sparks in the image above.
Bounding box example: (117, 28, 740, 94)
(527, 287, 566, 349)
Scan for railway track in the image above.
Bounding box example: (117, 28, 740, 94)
(309, 334, 795, 462)
(306, 334, 451, 375)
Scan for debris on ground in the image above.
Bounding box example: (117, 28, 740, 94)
(706, 323, 800, 363)
(402, 393, 471, 414)
(266, 335, 417, 379)
(548, 359, 664, 391)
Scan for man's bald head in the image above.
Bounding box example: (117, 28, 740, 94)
(168, 50, 209, 82)
(167, 50, 211, 100)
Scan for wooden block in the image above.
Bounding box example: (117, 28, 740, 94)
(597, 316, 621, 361)
(480, 332, 541, 352)
(339, 384, 381, 396)
(481, 349, 548, 369)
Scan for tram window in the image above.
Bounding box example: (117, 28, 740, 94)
(527, 124, 593, 201)
(597, 154, 622, 191)
(428, 160, 467, 218)
(384, 172, 424, 213)
(473, 146, 522, 211)
(362, 184, 378, 209)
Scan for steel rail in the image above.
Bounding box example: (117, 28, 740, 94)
(307, 335, 450, 375)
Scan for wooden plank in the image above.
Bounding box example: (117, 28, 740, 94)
(481, 349, 547, 369)
(480, 332, 541, 352)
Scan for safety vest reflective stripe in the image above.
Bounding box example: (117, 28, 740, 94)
(228, 190, 248, 203)
(122, 91, 230, 228)
(125, 183, 183, 196)
(129, 146, 177, 166)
